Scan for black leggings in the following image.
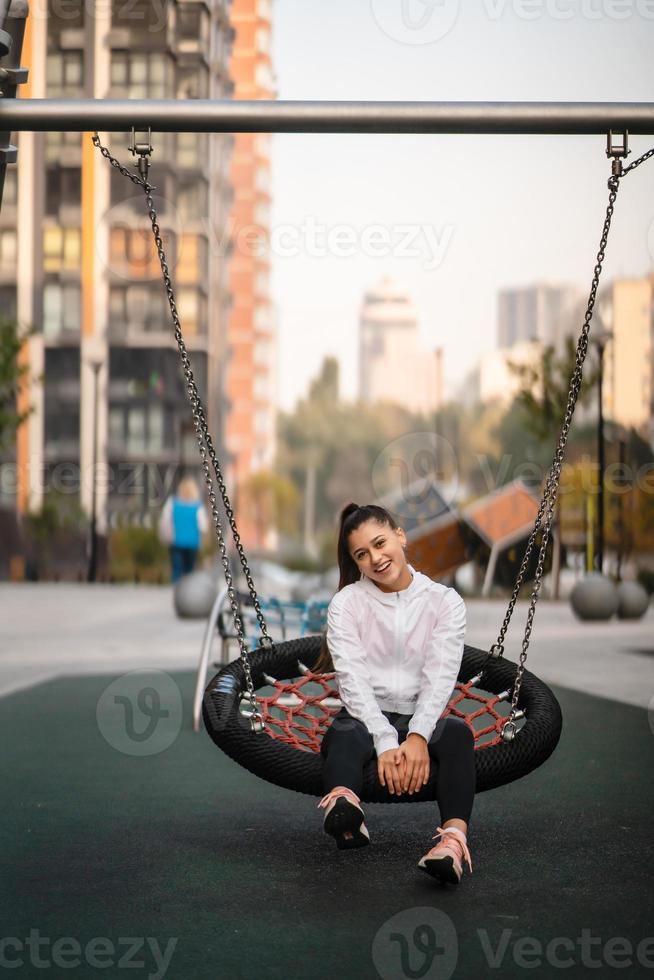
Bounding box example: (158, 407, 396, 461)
(320, 708, 476, 825)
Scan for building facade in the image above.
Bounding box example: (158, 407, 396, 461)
(497, 282, 581, 354)
(477, 340, 543, 406)
(602, 274, 654, 443)
(358, 275, 443, 416)
(225, 0, 277, 549)
(2, 1, 235, 540)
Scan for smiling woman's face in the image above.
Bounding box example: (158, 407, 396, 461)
(347, 519, 411, 593)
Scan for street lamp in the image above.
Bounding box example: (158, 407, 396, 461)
(87, 357, 102, 583)
(589, 325, 613, 575)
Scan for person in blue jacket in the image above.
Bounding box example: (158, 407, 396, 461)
(159, 476, 209, 583)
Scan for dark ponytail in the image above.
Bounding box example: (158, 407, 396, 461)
(312, 501, 399, 674)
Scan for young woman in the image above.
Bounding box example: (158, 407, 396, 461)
(313, 502, 475, 885)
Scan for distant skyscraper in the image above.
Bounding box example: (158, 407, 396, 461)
(498, 283, 581, 353)
(358, 275, 442, 415)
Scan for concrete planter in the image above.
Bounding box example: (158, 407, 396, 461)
(173, 570, 219, 619)
(616, 581, 650, 620)
(569, 573, 619, 621)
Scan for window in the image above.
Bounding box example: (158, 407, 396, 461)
(254, 305, 270, 330)
(109, 227, 161, 279)
(109, 284, 167, 332)
(177, 234, 207, 285)
(255, 26, 270, 53)
(46, 167, 81, 215)
(177, 132, 207, 169)
(254, 201, 270, 226)
(149, 404, 164, 452)
(45, 131, 82, 164)
(253, 373, 270, 400)
(111, 51, 172, 98)
(112, 0, 163, 30)
(177, 288, 207, 336)
(255, 133, 271, 157)
(177, 5, 210, 45)
(0, 229, 17, 270)
(127, 408, 146, 453)
(0, 286, 16, 320)
(43, 227, 81, 272)
(109, 408, 124, 446)
(3, 167, 17, 206)
(254, 338, 271, 366)
(254, 409, 270, 434)
(254, 165, 270, 194)
(46, 51, 84, 97)
(255, 61, 274, 91)
(254, 270, 269, 297)
(177, 180, 208, 222)
(176, 63, 209, 100)
(43, 282, 81, 338)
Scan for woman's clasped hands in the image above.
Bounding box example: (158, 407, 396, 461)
(377, 734, 430, 795)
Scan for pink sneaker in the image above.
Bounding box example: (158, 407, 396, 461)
(317, 786, 370, 850)
(417, 826, 473, 884)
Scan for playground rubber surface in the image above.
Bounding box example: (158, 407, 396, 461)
(1, 671, 652, 979)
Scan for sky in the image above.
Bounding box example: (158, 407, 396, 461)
(267, 0, 654, 411)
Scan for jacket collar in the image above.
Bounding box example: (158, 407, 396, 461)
(358, 563, 428, 605)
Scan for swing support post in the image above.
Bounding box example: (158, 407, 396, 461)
(1, 99, 654, 134)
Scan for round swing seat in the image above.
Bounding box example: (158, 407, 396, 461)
(202, 636, 562, 802)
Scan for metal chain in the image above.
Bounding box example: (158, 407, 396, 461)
(489, 140, 654, 740)
(94, 128, 654, 743)
(92, 132, 272, 733)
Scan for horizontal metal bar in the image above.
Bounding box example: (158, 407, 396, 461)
(2, 99, 654, 135)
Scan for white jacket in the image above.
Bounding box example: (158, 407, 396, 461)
(326, 565, 466, 757)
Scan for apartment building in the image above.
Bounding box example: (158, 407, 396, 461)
(2, 0, 235, 536)
(359, 275, 443, 416)
(225, 0, 277, 548)
(497, 282, 582, 354)
(602, 274, 654, 443)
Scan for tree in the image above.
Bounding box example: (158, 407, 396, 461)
(0, 318, 36, 452)
(505, 336, 601, 596)
(240, 469, 301, 549)
(506, 336, 599, 444)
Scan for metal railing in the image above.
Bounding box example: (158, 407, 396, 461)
(1, 99, 654, 134)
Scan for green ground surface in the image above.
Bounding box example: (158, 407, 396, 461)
(1, 671, 652, 980)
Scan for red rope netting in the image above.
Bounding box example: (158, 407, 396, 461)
(256, 669, 509, 754)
